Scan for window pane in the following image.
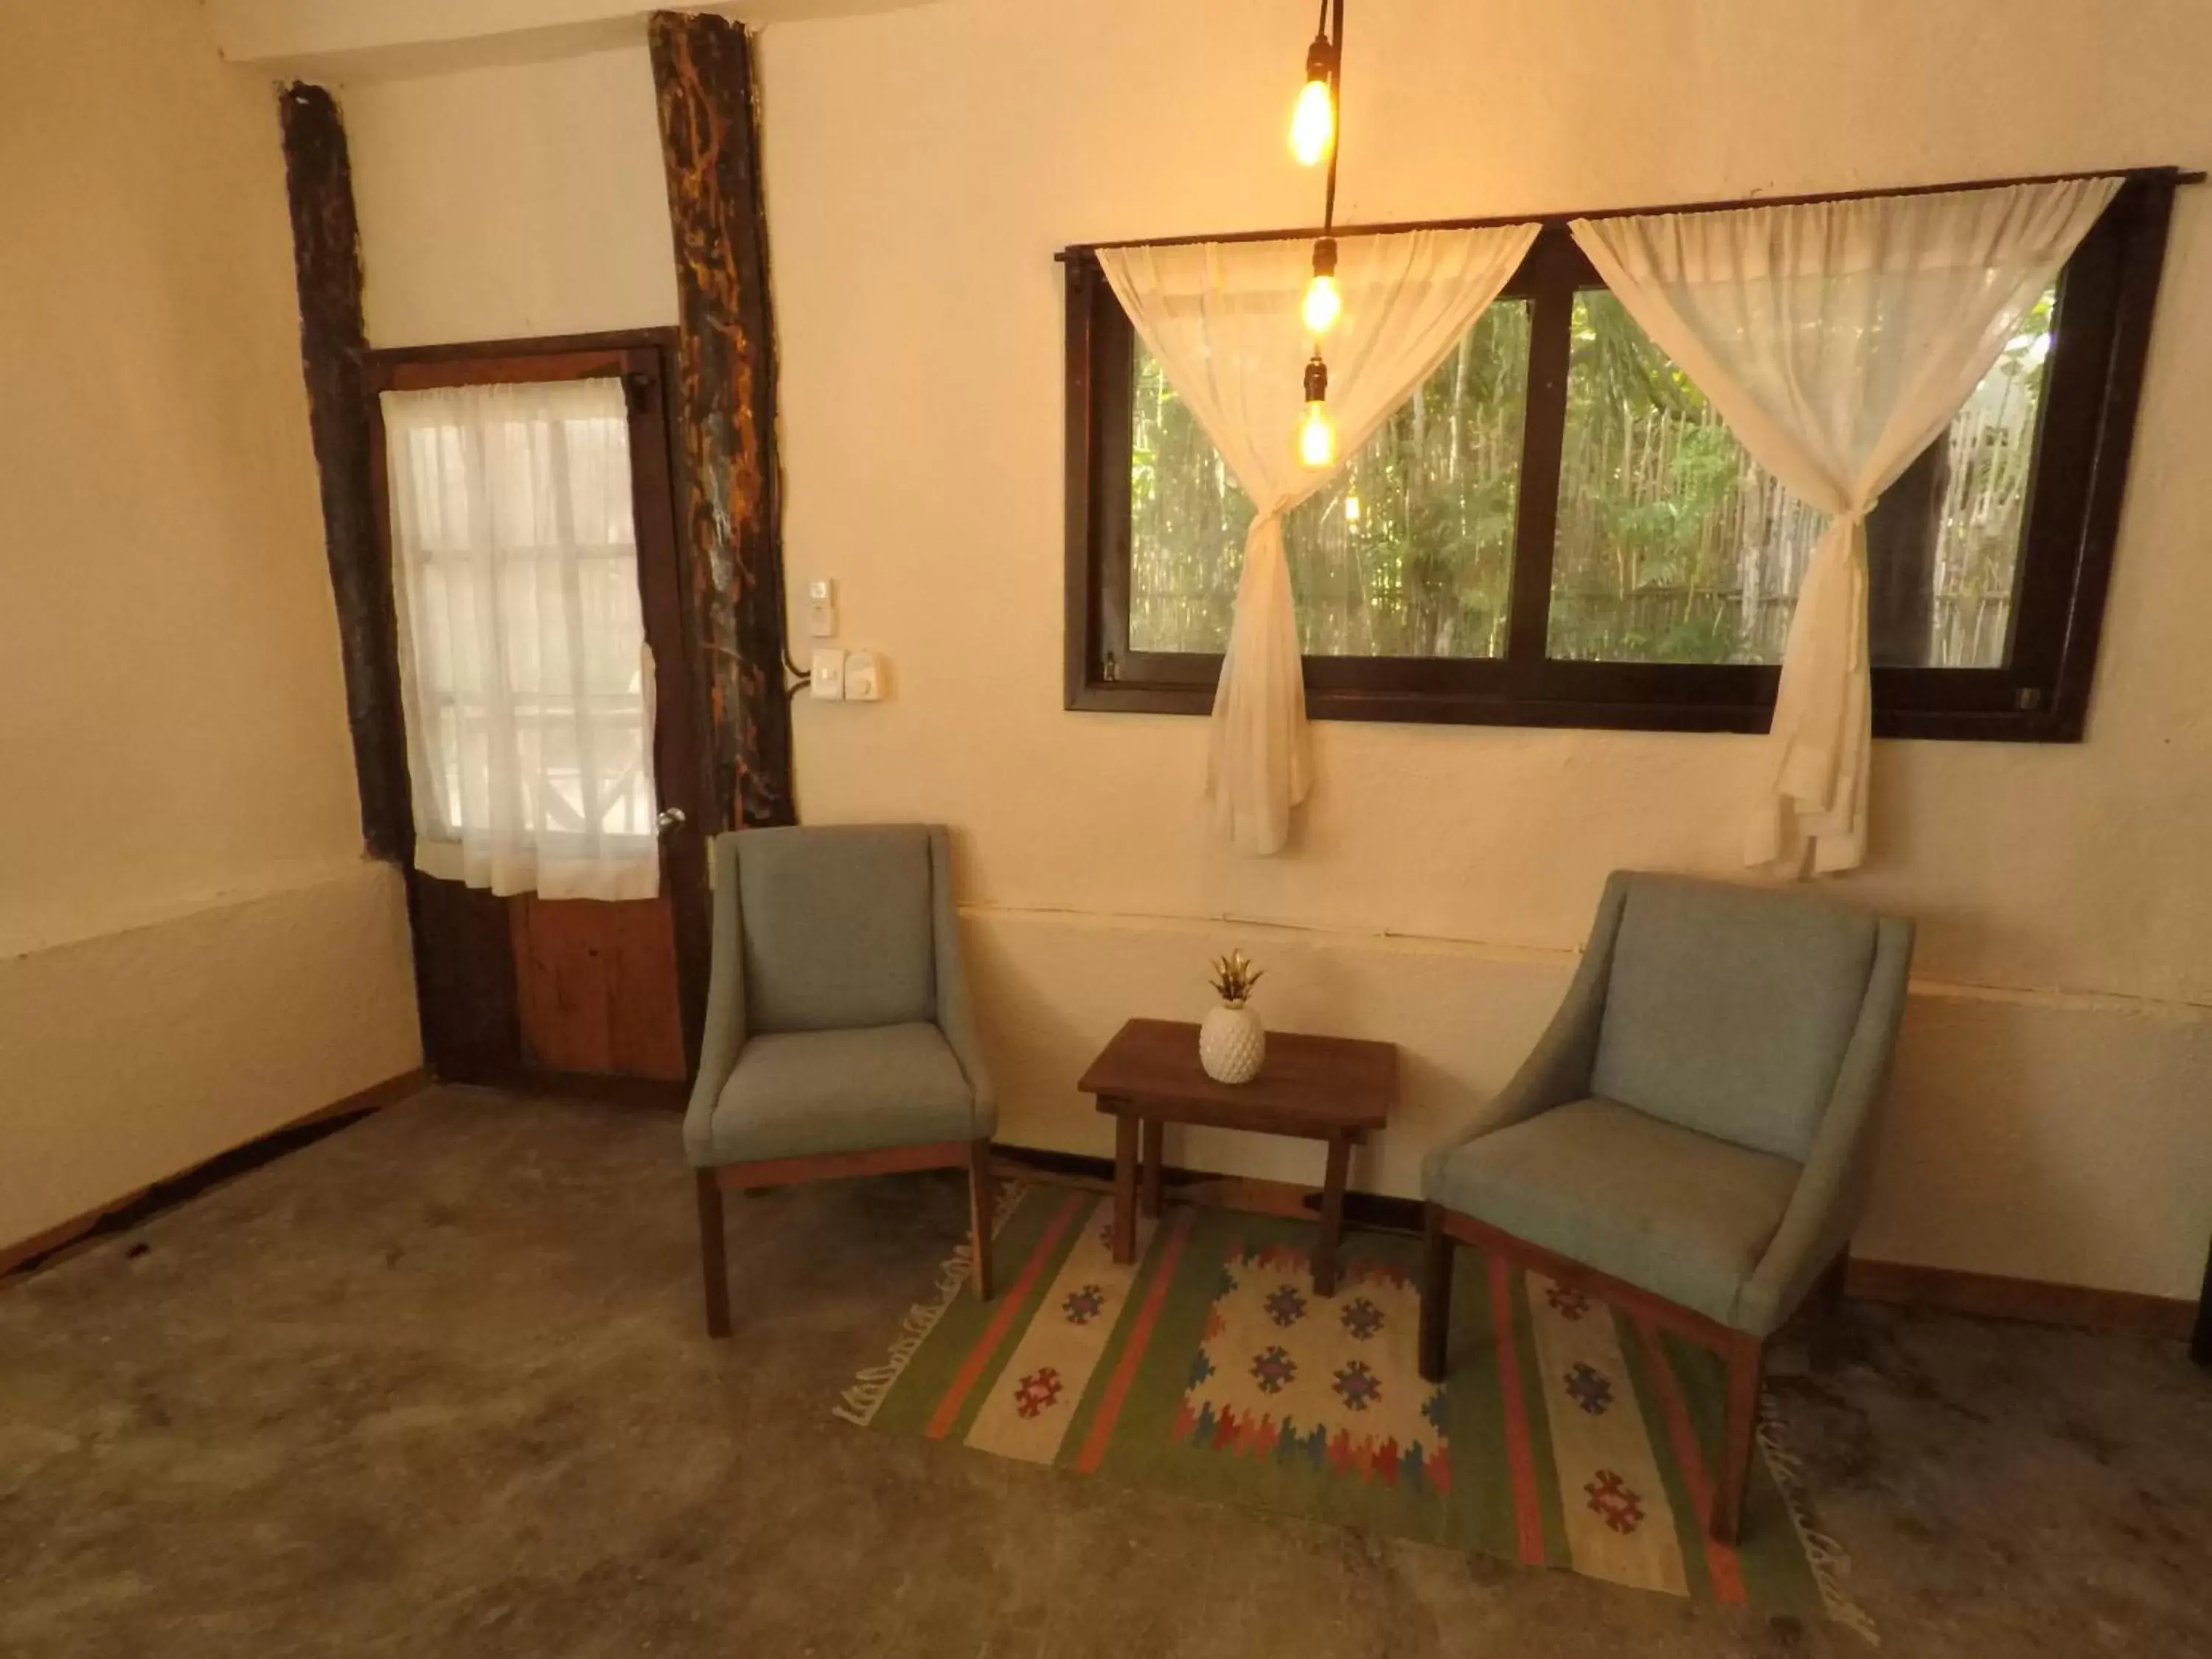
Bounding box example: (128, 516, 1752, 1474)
(1549, 291, 1818, 664)
(1128, 341, 1250, 652)
(1127, 300, 1531, 658)
(1924, 288, 2051, 667)
(1548, 288, 2051, 667)
(383, 380, 654, 846)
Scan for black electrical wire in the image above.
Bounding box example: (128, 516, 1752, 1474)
(1321, 0, 1343, 233)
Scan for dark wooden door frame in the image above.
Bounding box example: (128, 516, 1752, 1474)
(649, 11, 796, 833)
(361, 329, 717, 1087)
(279, 84, 409, 862)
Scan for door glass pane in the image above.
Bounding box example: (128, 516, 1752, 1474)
(1548, 288, 2052, 667)
(1128, 299, 1531, 658)
(382, 379, 658, 869)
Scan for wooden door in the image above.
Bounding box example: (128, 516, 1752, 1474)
(365, 332, 714, 1096)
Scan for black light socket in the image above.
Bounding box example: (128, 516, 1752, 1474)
(1304, 32, 1338, 84)
(1304, 352, 1329, 403)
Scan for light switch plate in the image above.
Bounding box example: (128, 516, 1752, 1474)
(806, 578, 838, 638)
(844, 649, 882, 701)
(810, 648, 845, 700)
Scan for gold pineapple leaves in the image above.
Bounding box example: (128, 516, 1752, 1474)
(1207, 948, 1265, 1006)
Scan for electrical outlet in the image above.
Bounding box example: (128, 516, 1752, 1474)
(844, 649, 883, 701)
(810, 648, 845, 700)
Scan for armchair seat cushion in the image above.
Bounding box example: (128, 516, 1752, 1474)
(687, 1022, 981, 1169)
(1423, 1097, 1799, 1332)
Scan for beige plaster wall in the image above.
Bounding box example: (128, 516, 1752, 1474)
(0, 0, 420, 1248)
(338, 44, 678, 347)
(207, 0, 936, 80)
(757, 0, 2212, 1299)
(327, 0, 2211, 1300)
(0, 866, 418, 1246)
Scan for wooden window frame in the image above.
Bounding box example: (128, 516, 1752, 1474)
(1063, 172, 2183, 741)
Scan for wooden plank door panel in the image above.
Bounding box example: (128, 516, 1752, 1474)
(509, 894, 686, 1081)
(364, 331, 715, 1096)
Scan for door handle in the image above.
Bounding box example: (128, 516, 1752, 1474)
(657, 807, 687, 832)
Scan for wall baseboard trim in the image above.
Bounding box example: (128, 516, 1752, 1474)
(1844, 1257, 2195, 1342)
(10, 1115, 2187, 1344)
(992, 1143, 2195, 1343)
(0, 1068, 428, 1282)
(442, 1066, 686, 1112)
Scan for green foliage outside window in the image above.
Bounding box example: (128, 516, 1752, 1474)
(1129, 302, 1528, 658)
(1127, 288, 2051, 669)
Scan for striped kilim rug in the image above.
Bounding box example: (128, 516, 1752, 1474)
(839, 1184, 1873, 1636)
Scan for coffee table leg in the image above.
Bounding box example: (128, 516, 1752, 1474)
(1112, 1110, 1139, 1265)
(1140, 1117, 1164, 1219)
(1314, 1133, 1351, 1295)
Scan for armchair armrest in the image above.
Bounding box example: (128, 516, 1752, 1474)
(928, 827, 996, 1137)
(1739, 914, 1915, 1334)
(683, 835, 750, 1165)
(1435, 873, 1630, 1158)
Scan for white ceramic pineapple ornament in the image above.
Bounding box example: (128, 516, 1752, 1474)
(1199, 949, 1267, 1084)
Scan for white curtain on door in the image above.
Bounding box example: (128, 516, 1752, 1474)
(382, 378, 661, 901)
(1572, 178, 2117, 874)
(1098, 225, 1541, 855)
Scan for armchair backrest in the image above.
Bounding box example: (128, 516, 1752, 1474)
(1587, 872, 1906, 1164)
(731, 824, 939, 1034)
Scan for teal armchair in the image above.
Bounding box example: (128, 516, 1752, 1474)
(1419, 872, 1913, 1541)
(686, 824, 998, 1337)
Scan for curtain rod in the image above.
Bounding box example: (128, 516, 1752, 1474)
(1054, 164, 2204, 261)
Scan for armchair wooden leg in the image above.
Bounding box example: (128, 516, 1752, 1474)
(1711, 1331, 1763, 1543)
(695, 1170, 731, 1340)
(1419, 1203, 1454, 1383)
(967, 1138, 996, 1301)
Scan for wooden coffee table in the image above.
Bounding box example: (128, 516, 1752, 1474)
(1076, 1018, 1398, 1295)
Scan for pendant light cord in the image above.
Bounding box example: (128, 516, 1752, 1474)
(1321, 0, 1344, 232)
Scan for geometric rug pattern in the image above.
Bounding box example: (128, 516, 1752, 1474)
(840, 1186, 1872, 1636)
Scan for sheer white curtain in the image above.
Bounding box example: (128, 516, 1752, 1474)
(1573, 179, 2117, 874)
(382, 378, 661, 901)
(1098, 226, 1540, 855)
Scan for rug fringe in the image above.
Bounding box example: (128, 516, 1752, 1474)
(832, 1180, 1025, 1427)
(1757, 1390, 1879, 1644)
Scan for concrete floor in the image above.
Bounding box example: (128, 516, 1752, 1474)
(1, 1088, 2207, 1658)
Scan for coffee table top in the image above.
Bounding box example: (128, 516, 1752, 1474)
(1076, 1018, 1397, 1139)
